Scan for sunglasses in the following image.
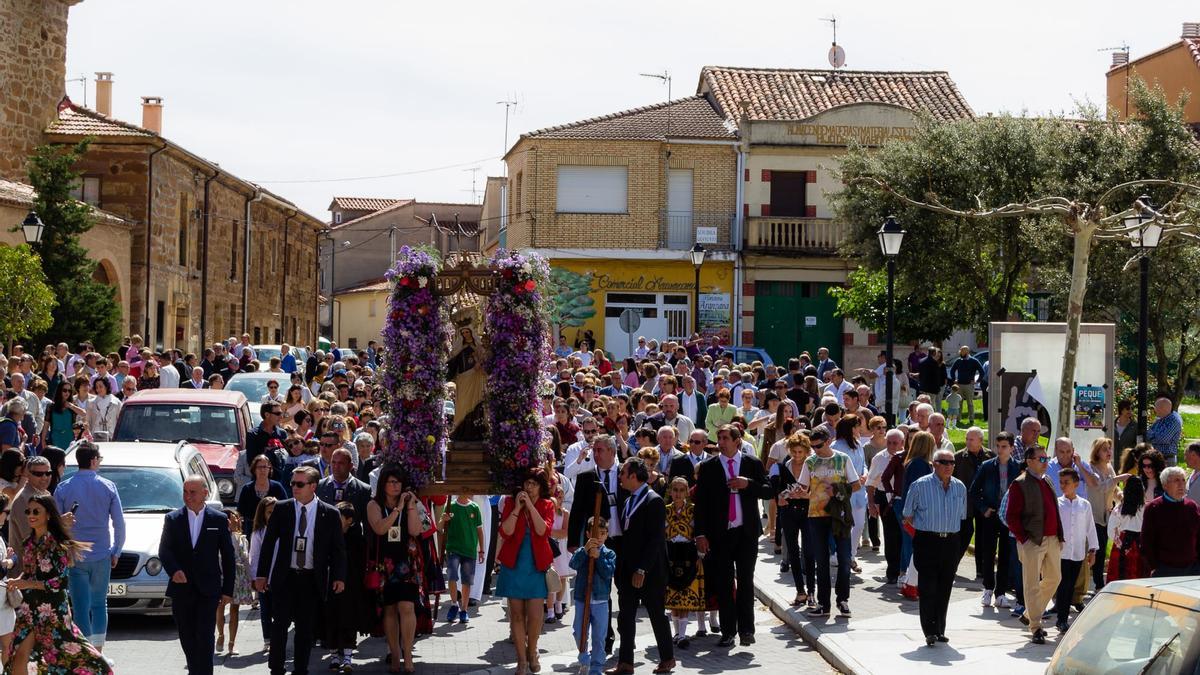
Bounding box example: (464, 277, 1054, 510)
(24, 509, 42, 515)
(29, 471, 50, 478)
(1029, 456, 1050, 464)
(290, 481, 315, 488)
(320, 442, 338, 448)
(934, 459, 956, 466)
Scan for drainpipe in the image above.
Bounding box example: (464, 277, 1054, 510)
(144, 144, 168, 341)
(280, 211, 296, 342)
(199, 168, 219, 346)
(733, 144, 746, 344)
(243, 188, 264, 334)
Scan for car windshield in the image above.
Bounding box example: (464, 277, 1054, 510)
(64, 466, 183, 513)
(226, 375, 288, 402)
(1049, 590, 1200, 674)
(255, 347, 281, 363)
(113, 404, 240, 445)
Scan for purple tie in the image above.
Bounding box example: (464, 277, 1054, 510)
(727, 458, 737, 522)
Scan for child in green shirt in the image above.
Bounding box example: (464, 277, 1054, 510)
(439, 495, 485, 623)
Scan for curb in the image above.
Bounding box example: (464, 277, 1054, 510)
(752, 578, 868, 675)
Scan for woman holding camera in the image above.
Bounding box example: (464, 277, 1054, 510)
(495, 468, 555, 675)
(366, 465, 428, 674)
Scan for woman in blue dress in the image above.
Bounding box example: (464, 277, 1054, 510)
(495, 468, 555, 675)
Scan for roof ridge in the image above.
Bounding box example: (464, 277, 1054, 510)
(63, 99, 158, 137)
(525, 95, 709, 137)
(702, 65, 952, 76)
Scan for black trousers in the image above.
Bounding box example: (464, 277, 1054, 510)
(867, 514, 880, 547)
(172, 588, 219, 675)
(881, 501, 902, 582)
(975, 514, 1011, 595)
(269, 570, 321, 675)
(616, 577, 673, 664)
(958, 514, 980, 573)
(912, 531, 961, 638)
(779, 508, 814, 595)
(1055, 559, 1084, 626)
(708, 525, 758, 637)
(1092, 523, 1108, 591)
(482, 504, 500, 595)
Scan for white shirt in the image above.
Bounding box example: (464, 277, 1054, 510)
(86, 395, 121, 440)
(866, 450, 898, 492)
(595, 464, 622, 537)
(740, 440, 756, 458)
(562, 440, 591, 470)
(158, 365, 180, 388)
(720, 451, 744, 528)
(823, 379, 853, 402)
(871, 364, 903, 416)
(187, 507, 205, 547)
(634, 346, 649, 359)
(659, 414, 695, 440)
(292, 498, 318, 570)
(1057, 495, 1099, 562)
(1107, 506, 1144, 541)
(679, 391, 699, 422)
(570, 351, 593, 367)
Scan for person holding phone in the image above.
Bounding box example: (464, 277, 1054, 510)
(364, 465, 426, 674)
(495, 468, 555, 675)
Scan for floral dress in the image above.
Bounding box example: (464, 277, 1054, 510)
(664, 501, 705, 611)
(12, 532, 112, 674)
(230, 532, 255, 605)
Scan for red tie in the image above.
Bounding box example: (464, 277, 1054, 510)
(727, 458, 737, 523)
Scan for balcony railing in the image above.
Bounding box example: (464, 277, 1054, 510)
(659, 210, 735, 250)
(745, 216, 846, 254)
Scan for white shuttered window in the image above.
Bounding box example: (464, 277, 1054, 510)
(556, 165, 627, 213)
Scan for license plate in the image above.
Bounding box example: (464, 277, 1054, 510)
(107, 583, 126, 596)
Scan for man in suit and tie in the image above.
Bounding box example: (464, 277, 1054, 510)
(567, 434, 627, 655)
(159, 476, 236, 675)
(182, 366, 208, 389)
(254, 466, 347, 675)
(694, 424, 774, 647)
(669, 430, 711, 486)
(317, 448, 371, 527)
(609, 458, 674, 675)
(677, 376, 706, 431)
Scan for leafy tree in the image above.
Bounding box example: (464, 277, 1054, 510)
(830, 268, 961, 343)
(25, 140, 123, 352)
(0, 246, 55, 350)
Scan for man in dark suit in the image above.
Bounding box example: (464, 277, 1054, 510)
(668, 429, 710, 486)
(254, 466, 347, 675)
(694, 424, 774, 647)
(609, 458, 674, 675)
(316, 447, 370, 529)
(158, 476, 236, 675)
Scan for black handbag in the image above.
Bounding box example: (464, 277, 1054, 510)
(666, 541, 698, 591)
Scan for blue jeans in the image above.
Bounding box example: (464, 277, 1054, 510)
(810, 518, 851, 609)
(68, 557, 112, 645)
(895, 502, 913, 571)
(573, 599, 609, 675)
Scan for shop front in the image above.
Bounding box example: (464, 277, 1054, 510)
(548, 258, 735, 361)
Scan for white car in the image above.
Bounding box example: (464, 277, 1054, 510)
(61, 441, 222, 614)
(226, 371, 295, 426)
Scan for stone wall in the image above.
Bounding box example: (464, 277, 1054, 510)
(0, 0, 78, 182)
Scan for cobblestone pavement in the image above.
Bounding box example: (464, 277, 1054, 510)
(107, 588, 837, 673)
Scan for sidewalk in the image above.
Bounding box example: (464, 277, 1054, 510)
(752, 537, 1058, 674)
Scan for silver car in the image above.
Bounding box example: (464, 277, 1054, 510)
(62, 441, 222, 614)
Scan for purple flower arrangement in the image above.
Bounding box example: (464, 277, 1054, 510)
(484, 249, 553, 492)
(381, 246, 452, 489)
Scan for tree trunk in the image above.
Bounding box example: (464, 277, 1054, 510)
(1058, 221, 1097, 438)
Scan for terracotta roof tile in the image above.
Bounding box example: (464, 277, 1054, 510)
(1188, 38, 1200, 68)
(525, 96, 736, 141)
(699, 67, 974, 123)
(46, 103, 157, 138)
(330, 197, 406, 212)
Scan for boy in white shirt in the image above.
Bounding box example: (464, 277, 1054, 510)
(1053, 468, 1098, 633)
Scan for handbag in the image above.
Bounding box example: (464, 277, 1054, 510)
(545, 566, 562, 595)
(666, 541, 698, 591)
(548, 536, 562, 559)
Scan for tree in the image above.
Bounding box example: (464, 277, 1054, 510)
(0, 246, 55, 350)
(830, 267, 962, 343)
(25, 140, 123, 352)
(837, 80, 1200, 436)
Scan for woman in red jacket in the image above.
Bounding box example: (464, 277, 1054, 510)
(495, 468, 555, 675)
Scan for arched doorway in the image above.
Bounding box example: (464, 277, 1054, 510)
(92, 258, 121, 304)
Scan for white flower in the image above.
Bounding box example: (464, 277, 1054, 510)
(418, 277, 428, 288)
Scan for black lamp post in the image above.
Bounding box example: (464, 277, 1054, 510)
(690, 243, 706, 337)
(21, 211, 45, 246)
(1126, 195, 1161, 439)
(878, 216, 905, 427)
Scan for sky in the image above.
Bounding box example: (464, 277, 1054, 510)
(64, 0, 1197, 220)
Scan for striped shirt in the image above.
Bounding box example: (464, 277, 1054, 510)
(902, 472, 968, 534)
(1146, 411, 1183, 461)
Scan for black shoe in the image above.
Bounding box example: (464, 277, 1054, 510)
(676, 637, 690, 650)
(716, 635, 736, 648)
(1072, 602, 1084, 612)
(925, 636, 937, 647)
(1056, 622, 1069, 633)
(1019, 615, 1030, 626)
(711, 623, 721, 634)
(936, 635, 949, 643)
(739, 634, 755, 646)
(780, 562, 790, 573)
(693, 629, 708, 638)
(1031, 629, 1047, 645)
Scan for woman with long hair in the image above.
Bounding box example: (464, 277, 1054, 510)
(1138, 448, 1167, 499)
(137, 360, 161, 391)
(1087, 438, 1130, 591)
(594, 349, 613, 376)
(85, 377, 121, 442)
(1107, 478, 1148, 581)
(248, 496, 278, 653)
(37, 355, 63, 404)
(897, 431, 936, 595)
(495, 468, 555, 675)
(6, 494, 110, 674)
(236, 454, 287, 529)
(774, 434, 815, 607)
(832, 415, 868, 574)
(366, 465, 427, 673)
(283, 385, 306, 422)
(621, 358, 640, 389)
(42, 385, 83, 451)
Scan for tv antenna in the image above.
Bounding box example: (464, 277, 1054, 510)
(66, 73, 88, 106)
(1098, 42, 1131, 116)
(640, 70, 672, 138)
(821, 16, 845, 69)
(496, 98, 518, 160)
(463, 167, 481, 204)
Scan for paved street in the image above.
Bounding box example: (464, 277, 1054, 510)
(107, 593, 837, 674)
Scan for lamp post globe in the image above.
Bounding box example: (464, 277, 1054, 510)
(690, 243, 706, 336)
(21, 211, 44, 246)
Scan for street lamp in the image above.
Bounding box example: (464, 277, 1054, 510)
(690, 243, 706, 337)
(1126, 195, 1160, 439)
(878, 215, 905, 426)
(21, 211, 44, 246)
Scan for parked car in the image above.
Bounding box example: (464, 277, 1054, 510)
(226, 371, 293, 425)
(62, 441, 221, 614)
(943, 348, 989, 397)
(725, 346, 775, 367)
(111, 389, 252, 505)
(1048, 576, 1200, 674)
(250, 344, 308, 372)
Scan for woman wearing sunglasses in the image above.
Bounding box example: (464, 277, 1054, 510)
(6, 494, 110, 674)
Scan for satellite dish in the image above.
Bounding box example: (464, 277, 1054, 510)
(828, 44, 846, 69)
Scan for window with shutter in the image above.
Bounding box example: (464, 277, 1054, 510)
(556, 166, 628, 214)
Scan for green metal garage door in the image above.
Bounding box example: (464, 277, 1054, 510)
(753, 281, 843, 367)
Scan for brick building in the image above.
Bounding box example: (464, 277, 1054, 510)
(504, 97, 740, 359)
(1106, 21, 1200, 127)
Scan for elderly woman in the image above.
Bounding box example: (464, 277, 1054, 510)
(495, 468, 556, 675)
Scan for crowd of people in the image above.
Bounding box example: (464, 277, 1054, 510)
(0, 331, 1195, 673)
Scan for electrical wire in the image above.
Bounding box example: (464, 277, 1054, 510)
(253, 156, 504, 184)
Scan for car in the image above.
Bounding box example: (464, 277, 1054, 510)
(1048, 576, 1200, 674)
(60, 441, 222, 614)
(943, 349, 989, 397)
(725, 345, 775, 367)
(226, 371, 294, 425)
(111, 389, 252, 505)
(250, 344, 308, 372)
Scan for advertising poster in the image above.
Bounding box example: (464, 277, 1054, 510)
(997, 370, 1053, 441)
(1074, 385, 1106, 430)
(699, 292, 730, 340)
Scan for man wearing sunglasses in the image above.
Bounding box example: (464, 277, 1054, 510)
(1003, 444, 1063, 645)
(903, 449, 968, 646)
(240, 404, 288, 488)
(10, 456, 53, 569)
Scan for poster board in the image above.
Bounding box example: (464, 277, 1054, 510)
(987, 322, 1115, 452)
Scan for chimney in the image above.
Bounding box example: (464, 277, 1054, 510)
(1111, 51, 1129, 68)
(141, 96, 163, 134)
(1184, 22, 1200, 39)
(94, 72, 113, 116)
